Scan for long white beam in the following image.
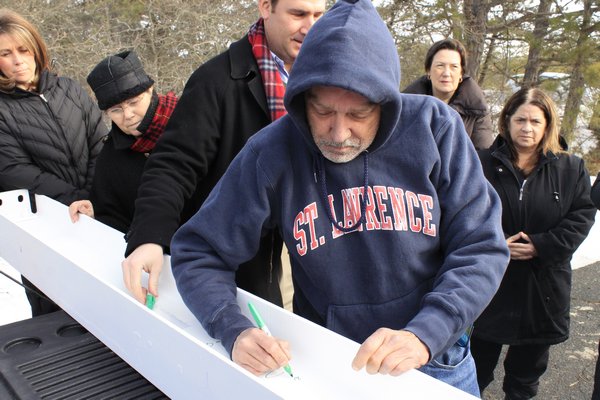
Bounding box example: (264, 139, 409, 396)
(0, 190, 475, 399)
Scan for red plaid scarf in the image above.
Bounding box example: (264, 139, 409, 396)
(248, 18, 287, 122)
(130, 92, 178, 153)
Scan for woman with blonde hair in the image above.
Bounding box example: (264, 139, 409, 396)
(0, 9, 106, 315)
(471, 87, 596, 399)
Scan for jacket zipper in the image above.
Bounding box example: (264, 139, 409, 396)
(492, 144, 557, 235)
(519, 179, 527, 201)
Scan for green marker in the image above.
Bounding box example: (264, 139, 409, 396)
(146, 293, 156, 310)
(248, 302, 293, 377)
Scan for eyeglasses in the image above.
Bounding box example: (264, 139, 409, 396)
(107, 92, 147, 116)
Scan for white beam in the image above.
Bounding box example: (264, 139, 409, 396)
(0, 190, 476, 400)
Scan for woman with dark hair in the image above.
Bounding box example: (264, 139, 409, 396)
(403, 38, 494, 149)
(0, 9, 106, 315)
(472, 87, 596, 400)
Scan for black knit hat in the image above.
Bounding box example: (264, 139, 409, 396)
(87, 50, 154, 110)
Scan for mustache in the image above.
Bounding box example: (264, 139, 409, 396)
(316, 139, 360, 148)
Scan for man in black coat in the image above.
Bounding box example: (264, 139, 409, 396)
(121, 0, 327, 306)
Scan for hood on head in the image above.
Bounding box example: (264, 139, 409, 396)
(284, 0, 401, 153)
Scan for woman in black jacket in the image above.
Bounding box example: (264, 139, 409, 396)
(472, 88, 596, 400)
(403, 38, 494, 150)
(0, 9, 106, 315)
(68, 50, 178, 234)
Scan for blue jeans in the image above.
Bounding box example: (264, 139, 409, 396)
(419, 342, 481, 398)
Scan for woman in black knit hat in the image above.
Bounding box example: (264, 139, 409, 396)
(69, 50, 178, 234)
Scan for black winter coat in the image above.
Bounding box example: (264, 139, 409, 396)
(0, 70, 106, 204)
(474, 137, 596, 345)
(403, 75, 494, 150)
(125, 35, 282, 305)
(90, 128, 149, 234)
(592, 172, 600, 210)
(90, 92, 174, 233)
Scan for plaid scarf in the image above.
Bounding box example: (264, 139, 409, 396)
(248, 18, 287, 122)
(130, 92, 178, 153)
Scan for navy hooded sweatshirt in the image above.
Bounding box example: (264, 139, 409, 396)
(171, 0, 509, 361)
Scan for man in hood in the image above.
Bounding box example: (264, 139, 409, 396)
(171, 0, 509, 395)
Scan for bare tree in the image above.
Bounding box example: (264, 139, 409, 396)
(462, 0, 491, 78)
(522, 0, 553, 88)
(560, 0, 596, 145)
(12, 0, 257, 95)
